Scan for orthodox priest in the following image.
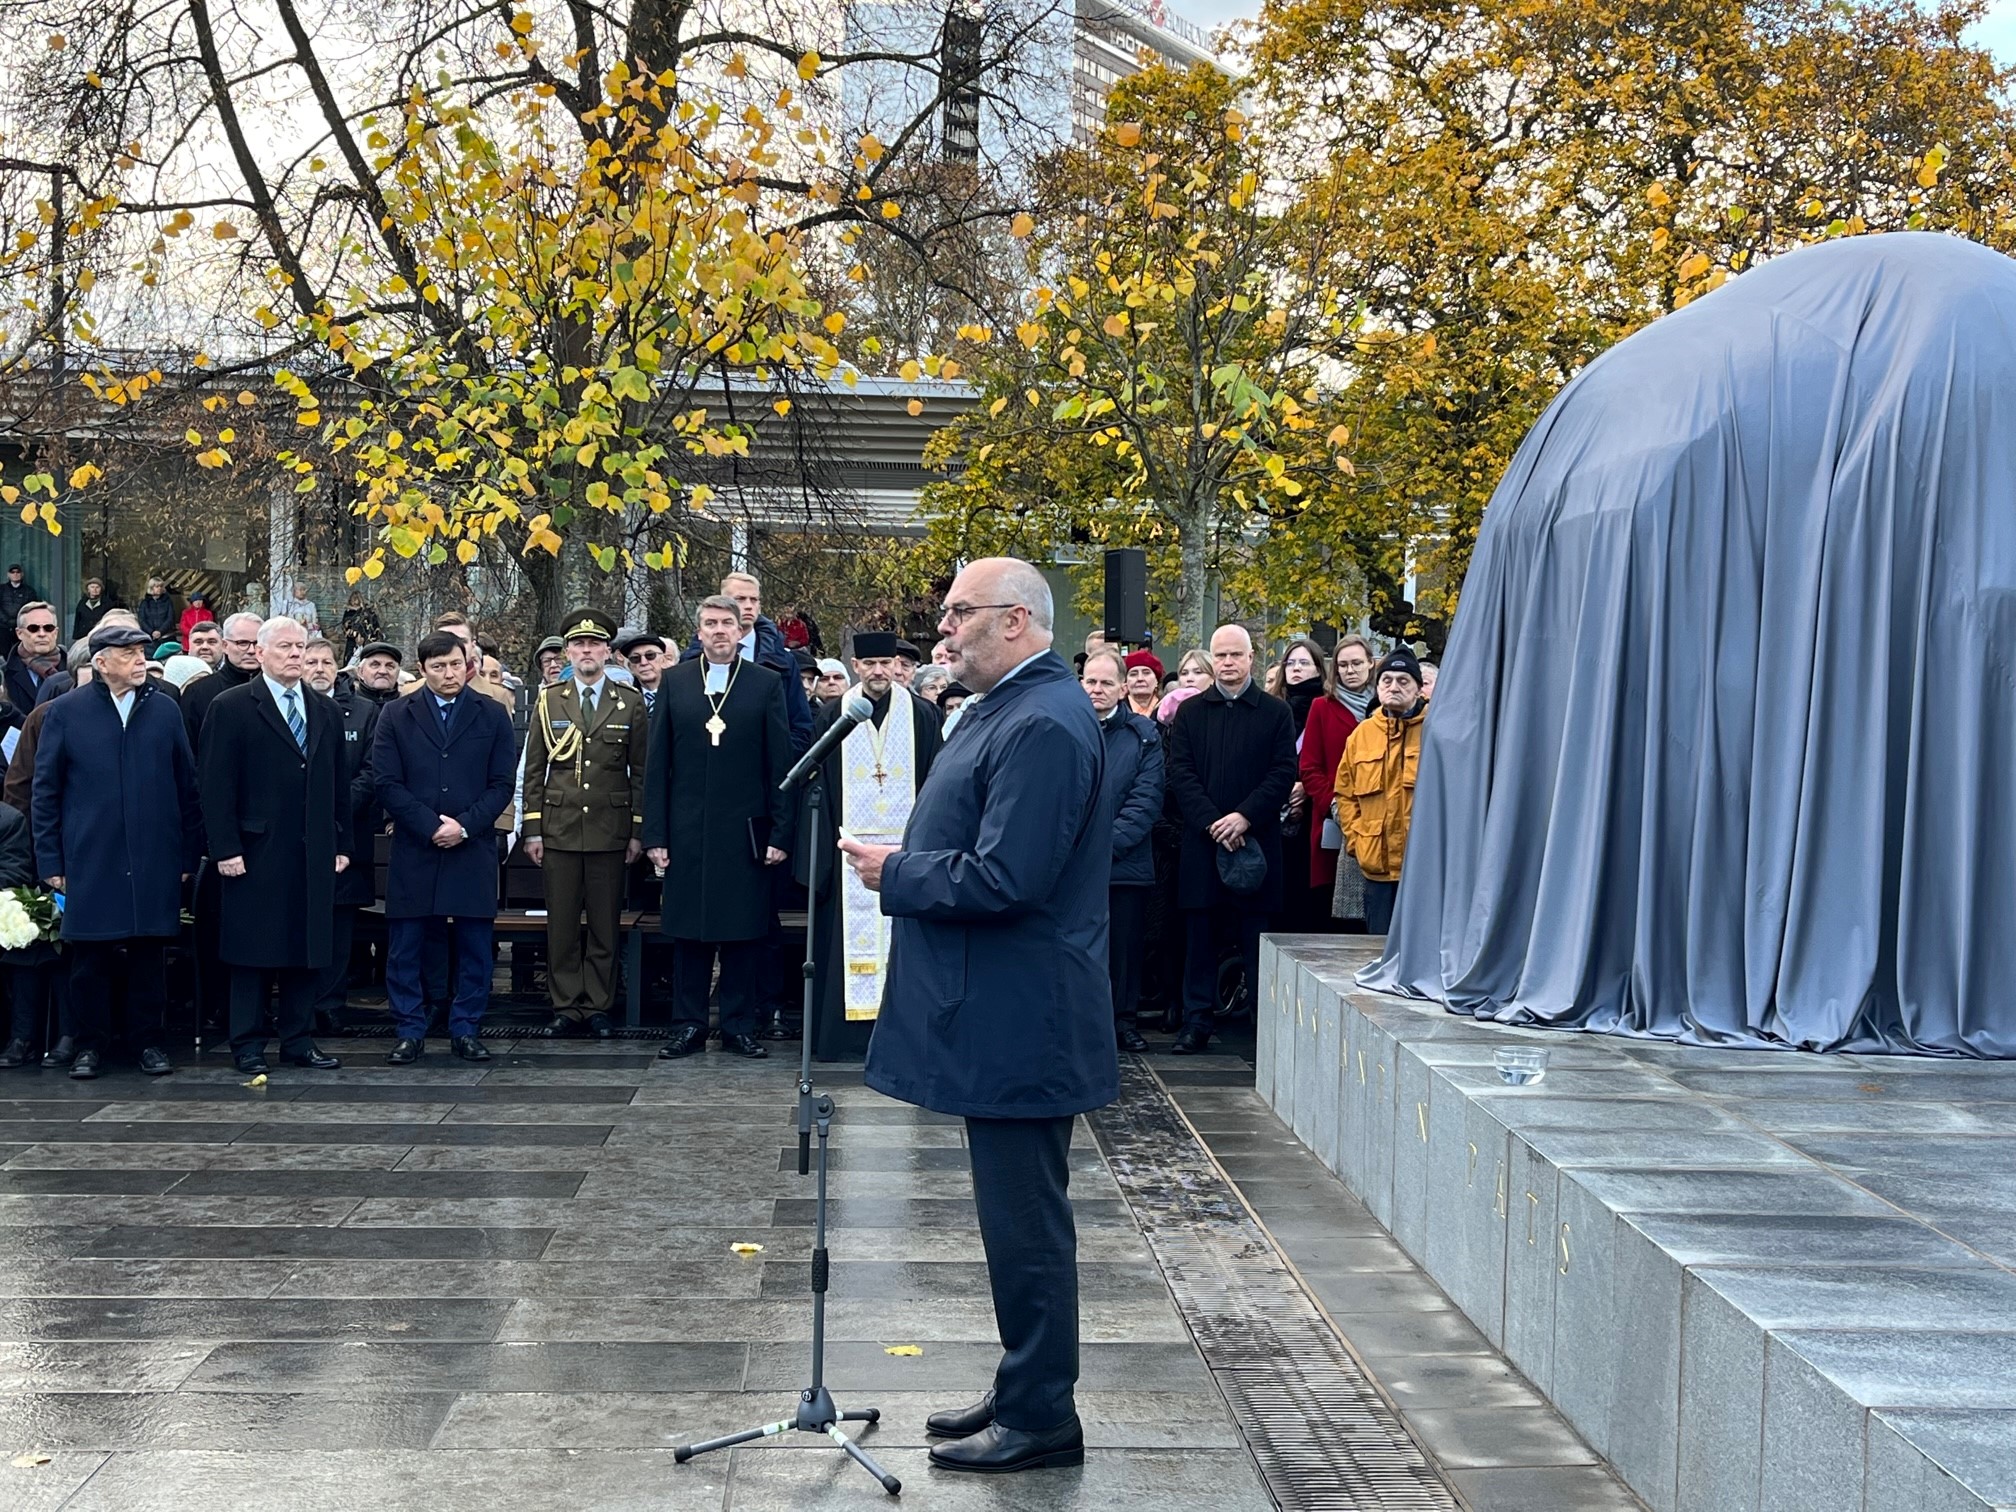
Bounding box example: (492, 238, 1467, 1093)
(805, 632, 941, 1060)
(643, 594, 796, 1060)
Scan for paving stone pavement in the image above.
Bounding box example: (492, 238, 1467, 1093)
(0, 1039, 1271, 1511)
(0, 1032, 1639, 1510)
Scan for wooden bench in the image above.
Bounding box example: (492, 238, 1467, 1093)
(358, 832, 808, 1027)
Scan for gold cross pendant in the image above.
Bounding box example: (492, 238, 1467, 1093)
(705, 713, 726, 746)
(872, 765, 887, 786)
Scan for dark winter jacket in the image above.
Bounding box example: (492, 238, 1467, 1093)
(1099, 705, 1164, 889)
(1165, 679, 1299, 912)
(371, 685, 516, 920)
(865, 651, 1119, 1120)
(33, 680, 202, 940)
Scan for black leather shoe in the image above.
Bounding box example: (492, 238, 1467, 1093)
(138, 1047, 173, 1076)
(451, 1035, 491, 1062)
(758, 1016, 799, 1041)
(41, 1035, 75, 1068)
(68, 1049, 102, 1080)
(0, 1037, 32, 1068)
(386, 1038, 423, 1065)
(1171, 1029, 1211, 1055)
(722, 1032, 769, 1059)
(234, 1055, 270, 1076)
(283, 1047, 341, 1070)
(657, 1025, 705, 1059)
(1118, 1027, 1151, 1053)
(926, 1391, 996, 1439)
(586, 1013, 613, 1040)
(546, 1014, 579, 1037)
(928, 1417, 1084, 1473)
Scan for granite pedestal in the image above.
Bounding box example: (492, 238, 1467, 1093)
(1259, 935, 2016, 1512)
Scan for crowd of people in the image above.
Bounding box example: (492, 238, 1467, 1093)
(0, 556, 1437, 1077)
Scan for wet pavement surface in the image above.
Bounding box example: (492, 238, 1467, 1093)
(0, 1027, 1637, 1509)
(0, 1038, 1273, 1510)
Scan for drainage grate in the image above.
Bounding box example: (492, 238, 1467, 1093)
(1089, 1057, 1459, 1512)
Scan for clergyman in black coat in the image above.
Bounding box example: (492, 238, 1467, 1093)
(801, 637, 940, 1062)
(643, 595, 795, 1060)
(199, 618, 349, 1073)
(1164, 624, 1299, 1052)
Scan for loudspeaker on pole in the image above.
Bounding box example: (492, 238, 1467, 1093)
(1103, 548, 1148, 645)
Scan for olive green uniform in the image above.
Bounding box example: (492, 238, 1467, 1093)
(521, 678, 647, 1019)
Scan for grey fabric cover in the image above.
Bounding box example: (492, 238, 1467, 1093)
(1361, 233, 2016, 1056)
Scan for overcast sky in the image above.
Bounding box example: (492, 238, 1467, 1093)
(1176, 0, 2016, 60)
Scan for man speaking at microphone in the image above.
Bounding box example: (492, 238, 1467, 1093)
(840, 557, 1118, 1475)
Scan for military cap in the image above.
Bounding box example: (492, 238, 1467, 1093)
(559, 607, 617, 643)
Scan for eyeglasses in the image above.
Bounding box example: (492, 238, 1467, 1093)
(21, 624, 55, 634)
(225, 637, 258, 648)
(940, 602, 1019, 626)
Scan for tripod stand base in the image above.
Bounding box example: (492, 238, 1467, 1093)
(674, 1385, 900, 1494)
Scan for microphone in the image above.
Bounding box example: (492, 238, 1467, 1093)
(780, 694, 875, 791)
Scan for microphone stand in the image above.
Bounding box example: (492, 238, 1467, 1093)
(674, 764, 899, 1495)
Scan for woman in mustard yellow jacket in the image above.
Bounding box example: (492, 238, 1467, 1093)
(1336, 649, 1428, 934)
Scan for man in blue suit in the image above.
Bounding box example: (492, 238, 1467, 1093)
(842, 557, 1118, 1476)
(372, 631, 516, 1065)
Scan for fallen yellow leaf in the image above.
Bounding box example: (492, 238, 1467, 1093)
(243, 1074, 267, 1088)
(884, 1345, 923, 1356)
(730, 1242, 764, 1255)
(11, 1452, 52, 1467)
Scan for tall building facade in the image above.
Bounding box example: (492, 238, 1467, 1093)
(841, 0, 1217, 177)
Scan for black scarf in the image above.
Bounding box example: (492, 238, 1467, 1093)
(1284, 678, 1321, 736)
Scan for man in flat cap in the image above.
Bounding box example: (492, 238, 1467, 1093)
(34, 623, 202, 1078)
(615, 630, 668, 715)
(522, 608, 647, 1039)
(804, 631, 941, 1060)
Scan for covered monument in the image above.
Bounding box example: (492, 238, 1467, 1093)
(1362, 232, 2016, 1056)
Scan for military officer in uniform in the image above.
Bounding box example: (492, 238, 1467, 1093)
(522, 608, 647, 1038)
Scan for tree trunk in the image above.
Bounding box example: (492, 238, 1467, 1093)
(1176, 510, 1211, 652)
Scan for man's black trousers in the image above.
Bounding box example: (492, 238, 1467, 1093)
(69, 937, 169, 1055)
(1107, 885, 1150, 1031)
(229, 965, 317, 1059)
(670, 938, 764, 1038)
(966, 1113, 1080, 1431)
(1181, 905, 1267, 1032)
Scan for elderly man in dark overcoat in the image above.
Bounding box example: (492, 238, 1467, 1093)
(33, 624, 202, 1080)
(841, 558, 1118, 1476)
(1164, 623, 1298, 1055)
(200, 615, 350, 1074)
(372, 630, 516, 1065)
(643, 594, 794, 1061)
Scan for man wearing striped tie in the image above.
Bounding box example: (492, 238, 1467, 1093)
(198, 615, 351, 1074)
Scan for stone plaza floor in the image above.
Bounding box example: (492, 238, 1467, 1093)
(0, 1027, 1646, 1511)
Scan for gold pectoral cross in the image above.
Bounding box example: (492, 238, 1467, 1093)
(705, 713, 726, 746)
(872, 765, 887, 786)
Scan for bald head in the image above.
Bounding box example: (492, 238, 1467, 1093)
(937, 555, 1055, 693)
(1208, 623, 1254, 694)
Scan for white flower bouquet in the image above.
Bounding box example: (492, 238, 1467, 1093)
(0, 887, 59, 951)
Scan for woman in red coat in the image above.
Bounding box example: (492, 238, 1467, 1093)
(1300, 635, 1379, 927)
(178, 592, 216, 652)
